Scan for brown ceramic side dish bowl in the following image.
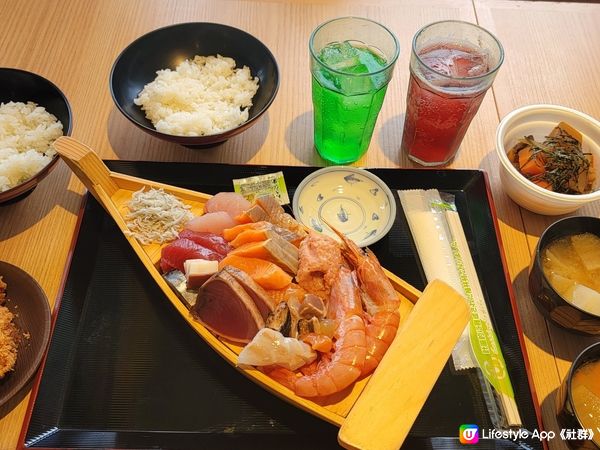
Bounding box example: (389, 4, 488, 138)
(0, 68, 72, 204)
(529, 216, 600, 335)
(0, 261, 51, 408)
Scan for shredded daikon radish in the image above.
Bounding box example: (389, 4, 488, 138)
(125, 187, 193, 245)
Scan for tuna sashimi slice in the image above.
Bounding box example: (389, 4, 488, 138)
(160, 238, 223, 273)
(205, 192, 251, 219)
(191, 269, 265, 343)
(178, 229, 232, 256)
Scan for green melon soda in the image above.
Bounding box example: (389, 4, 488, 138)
(312, 40, 389, 164)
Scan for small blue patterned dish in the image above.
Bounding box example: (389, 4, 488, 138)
(292, 166, 396, 247)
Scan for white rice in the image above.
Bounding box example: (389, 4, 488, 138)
(134, 55, 260, 137)
(0, 101, 63, 192)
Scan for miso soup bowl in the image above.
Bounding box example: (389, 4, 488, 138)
(556, 341, 600, 449)
(529, 216, 600, 335)
(496, 104, 600, 215)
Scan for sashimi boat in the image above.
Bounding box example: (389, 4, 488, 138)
(54, 136, 470, 450)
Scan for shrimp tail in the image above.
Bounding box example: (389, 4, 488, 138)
(263, 365, 298, 392)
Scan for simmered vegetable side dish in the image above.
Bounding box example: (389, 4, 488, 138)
(507, 122, 595, 194)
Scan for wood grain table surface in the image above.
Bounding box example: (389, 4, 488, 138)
(1, 0, 599, 449)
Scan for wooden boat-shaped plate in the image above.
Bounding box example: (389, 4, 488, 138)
(52, 137, 470, 449)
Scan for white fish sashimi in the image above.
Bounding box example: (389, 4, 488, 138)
(205, 192, 251, 219)
(185, 211, 237, 234)
(237, 328, 317, 371)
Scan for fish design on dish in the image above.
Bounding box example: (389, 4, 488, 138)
(364, 229, 377, 240)
(337, 205, 349, 223)
(369, 188, 379, 196)
(316, 193, 323, 202)
(371, 213, 379, 221)
(310, 218, 323, 232)
(344, 174, 363, 184)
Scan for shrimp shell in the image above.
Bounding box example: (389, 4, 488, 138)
(324, 222, 401, 376)
(266, 267, 367, 397)
(361, 310, 400, 376)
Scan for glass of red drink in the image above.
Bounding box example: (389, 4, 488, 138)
(401, 21, 504, 166)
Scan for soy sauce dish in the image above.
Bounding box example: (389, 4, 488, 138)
(292, 166, 396, 247)
(529, 216, 600, 335)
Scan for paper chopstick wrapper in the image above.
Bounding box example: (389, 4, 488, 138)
(398, 189, 522, 428)
(396, 189, 475, 369)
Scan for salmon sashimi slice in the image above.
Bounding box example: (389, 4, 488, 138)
(229, 229, 287, 248)
(223, 222, 266, 241)
(235, 204, 270, 224)
(229, 229, 271, 247)
(224, 221, 305, 247)
(219, 255, 292, 290)
(228, 237, 299, 274)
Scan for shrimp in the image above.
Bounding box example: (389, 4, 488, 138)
(328, 225, 401, 377)
(361, 305, 401, 376)
(266, 267, 366, 397)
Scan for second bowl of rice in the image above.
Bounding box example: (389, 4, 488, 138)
(0, 68, 72, 205)
(110, 22, 279, 147)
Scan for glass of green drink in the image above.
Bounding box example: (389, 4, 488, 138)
(310, 17, 399, 164)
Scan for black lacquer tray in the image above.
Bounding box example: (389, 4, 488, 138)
(21, 162, 543, 449)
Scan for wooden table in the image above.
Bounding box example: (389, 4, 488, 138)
(1, 0, 599, 448)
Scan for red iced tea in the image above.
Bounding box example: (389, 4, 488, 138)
(402, 44, 491, 166)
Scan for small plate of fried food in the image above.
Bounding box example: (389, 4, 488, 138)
(0, 261, 51, 409)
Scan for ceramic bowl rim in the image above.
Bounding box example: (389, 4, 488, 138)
(292, 166, 397, 247)
(565, 340, 600, 441)
(109, 21, 280, 142)
(535, 216, 600, 319)
(0, 260, 52, 408)
(496, 103, 600, 202)
(0, 67, 73, 203)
